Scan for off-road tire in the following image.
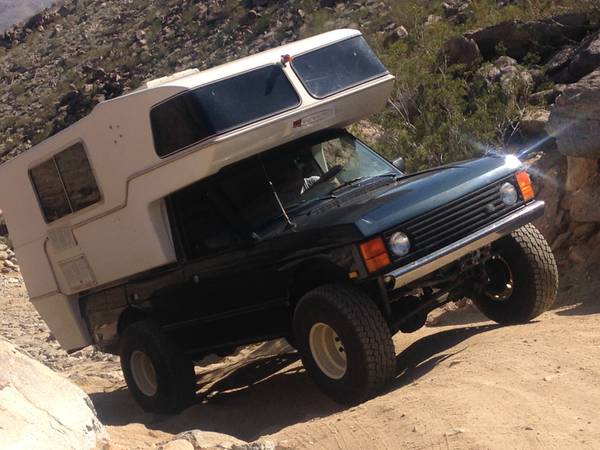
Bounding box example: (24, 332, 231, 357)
(120, 320, 196, 413)
(293, 284, 396, 404)
(473, 223, 558, 324)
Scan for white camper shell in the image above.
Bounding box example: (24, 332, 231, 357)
(0, 29, 394, 351)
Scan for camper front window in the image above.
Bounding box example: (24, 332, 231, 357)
(291, 36, 388, 98)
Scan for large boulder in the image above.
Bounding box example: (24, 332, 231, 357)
(546, 69, 600, 158)
(552, 30, 600, 83)
(442, 0, 472, 24)
(441, 36, 481, 66)
(465, 13, 591, 61)
(0, 338, 107, 449)
(565, 156, 599, 192)
(520, 107, 550, 136)
(530, 150, 566, 243)
(570, 186, 600, 223)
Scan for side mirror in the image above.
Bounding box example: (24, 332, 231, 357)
(392, 157, 406, 173)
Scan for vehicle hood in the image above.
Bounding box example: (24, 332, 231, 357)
(291, 154, 523, 237)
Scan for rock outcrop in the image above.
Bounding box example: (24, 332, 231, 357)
(159, 430, 276, 450)
(442, 35, 481, 66)
(465, 13, 592, 61)
(0, 338, 107, 449)
(552, 30, 600, 83)
(476, 56, 533, 101)
(546, 69, 600, 159)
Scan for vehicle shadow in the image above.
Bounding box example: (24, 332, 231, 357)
(390, 323, 501, 389)
(90, 324, 501, 441)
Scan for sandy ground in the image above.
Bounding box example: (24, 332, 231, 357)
(1, 256, 599, 449)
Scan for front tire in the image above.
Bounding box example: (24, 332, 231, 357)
(472, 224, 558, 324)
(120, 320, 196, 413)
(293, 285, 396, 404)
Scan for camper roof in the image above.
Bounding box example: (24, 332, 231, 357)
(135, 28, 361, 92)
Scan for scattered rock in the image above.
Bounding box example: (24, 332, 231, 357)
(445, 427, 466, 436)
(477, 56, 533, 98)
(572, 222, 596, 241)
(240, 10, 261, 26)
(568, 244, 592, 264)
(425, 14, 442, 27)
(442, 0, 472, 24)
(528, 84, 566, 106)
(520, 108, 550, 136)
(383, 26, 408, 48)
(552, 231, 570, 251)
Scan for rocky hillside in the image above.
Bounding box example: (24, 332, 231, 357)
(1, 0, 600, 265)
(0, 0, 56, 32)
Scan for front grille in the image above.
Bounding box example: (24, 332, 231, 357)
(388, 175, 524, 264)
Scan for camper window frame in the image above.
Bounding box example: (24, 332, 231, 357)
(290, 35, 389, 100)
(150, 63, 302, 158)
(29, 141, 102, 223)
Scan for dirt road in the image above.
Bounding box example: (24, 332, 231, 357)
(1, 259, 599, 449)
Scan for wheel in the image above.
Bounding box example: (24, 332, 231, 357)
(472, 223, 558, 324)
(120, 320, 196, 413)
(293, 284, 396, 404)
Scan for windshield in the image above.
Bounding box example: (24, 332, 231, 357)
(261, 133, 398, 212)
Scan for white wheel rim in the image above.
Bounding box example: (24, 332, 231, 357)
(130, 350, 158, 397)
(309, 322, 347, 380)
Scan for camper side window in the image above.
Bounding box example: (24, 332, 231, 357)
(30, 143, 101, 222)
(151, 65, 300, 157)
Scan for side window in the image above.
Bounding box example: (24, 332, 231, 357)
(54, 144, 101, 211)
(215, 157, 280, 232)
(30, 143, 101, 223)
(170, 180, 240, 259)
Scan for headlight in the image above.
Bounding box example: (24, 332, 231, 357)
(500, 182, 518, 206)
(389, 232, 410, 257)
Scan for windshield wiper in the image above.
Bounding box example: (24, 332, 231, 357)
(330, 173, 400, 195)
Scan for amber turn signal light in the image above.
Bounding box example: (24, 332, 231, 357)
(359, 236, 391, 273)
(516, 171, 535, 202)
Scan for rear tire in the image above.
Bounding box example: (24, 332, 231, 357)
(293, 284, 396, 404)
(472, 224, 558, 324)
(120, 320, 196, 413)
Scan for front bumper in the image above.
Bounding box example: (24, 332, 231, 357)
(384, 200, 545, 290)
